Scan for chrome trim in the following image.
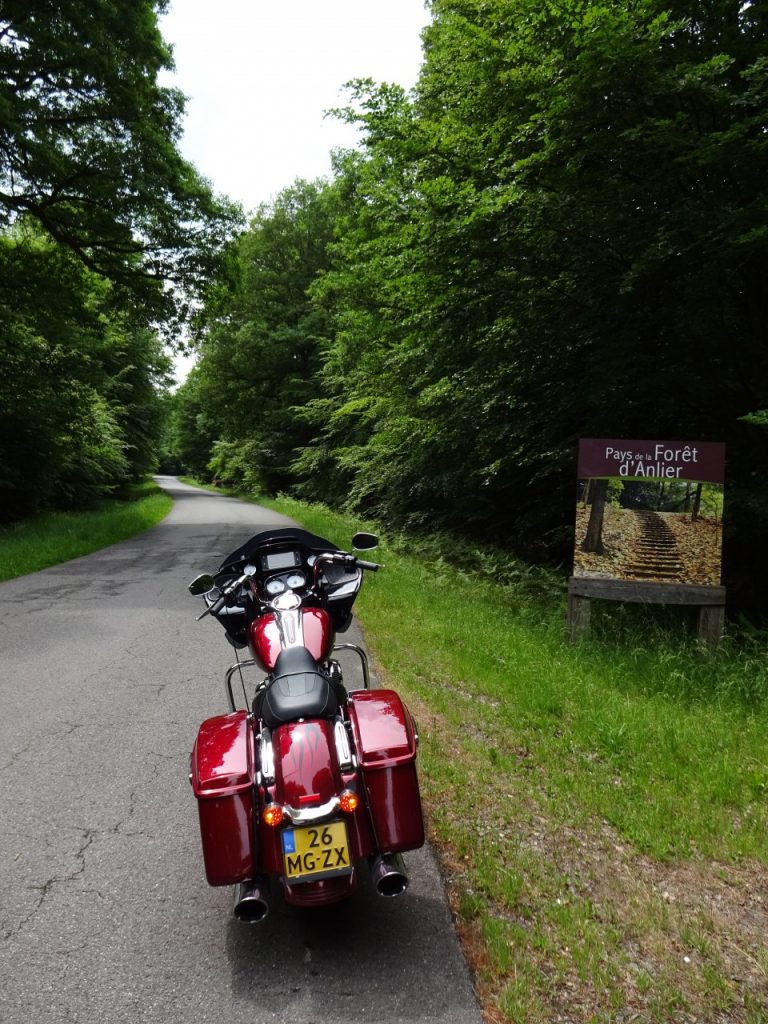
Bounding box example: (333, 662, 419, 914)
(370, 853, 409, 897)
(272, 590, 301, 610)
(233, 878, 270, 923)
(260, 729, 275, 784)
(271, 594, 305, 650)
(334, 720, 352, 770)
(282, 796, 341, 824)
(333, 643, 371, 689)
(225, 659, 259, 711)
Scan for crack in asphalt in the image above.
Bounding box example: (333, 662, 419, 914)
(0, 735, 38, 773)
(3, 829, 97, 942)
(2, 749, 174, 943)
(1, 720, 86, 773)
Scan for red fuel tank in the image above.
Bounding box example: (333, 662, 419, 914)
(249, 607, 334, 670)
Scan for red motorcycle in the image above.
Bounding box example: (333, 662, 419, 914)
(188, 527, 424, 922)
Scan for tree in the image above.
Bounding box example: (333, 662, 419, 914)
(302, 0, 768, 579)
(0, 228, 171, 519)
(581, 480, 609, 554)
(0, 0, 238, 323)
(178, 0, 768, 606)
(179, 180, 338, 490)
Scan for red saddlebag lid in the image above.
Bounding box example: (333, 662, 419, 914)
(191, 711, 253, 798)
(348, 690, 417, 768)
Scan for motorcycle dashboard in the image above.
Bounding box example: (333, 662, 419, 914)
(264, 572, 306, 596)
(260, 550, 301, 572)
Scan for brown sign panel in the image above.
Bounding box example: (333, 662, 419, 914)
(574, 439, 725, 587)
(577, 439, 725, 485)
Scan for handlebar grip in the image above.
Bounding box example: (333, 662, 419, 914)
(356, 558, 380, 572)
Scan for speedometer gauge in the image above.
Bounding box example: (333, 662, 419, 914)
(265, 578, 286, 596)
(286, 573, 305, 590)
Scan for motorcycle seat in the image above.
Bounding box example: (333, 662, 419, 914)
(254, 647, 346, 728)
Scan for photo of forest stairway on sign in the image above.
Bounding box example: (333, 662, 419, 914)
(573, 481, 724, 587)
(624, 510, 684, 581)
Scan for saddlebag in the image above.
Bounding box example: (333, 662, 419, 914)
(191, 711, 255, 886)
(347, 690, 424, 853)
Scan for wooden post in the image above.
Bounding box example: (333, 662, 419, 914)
(698, 605, 725, 649)
(567, 592, 591, 642)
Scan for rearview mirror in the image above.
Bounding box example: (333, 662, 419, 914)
(188, 573, 216, 596)
(352, 532, 379, 551)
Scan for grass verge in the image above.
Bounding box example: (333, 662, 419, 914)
(188, 482, 768, 1022)
(257, 487, 768, 1024)
(0, 480, 173, 582)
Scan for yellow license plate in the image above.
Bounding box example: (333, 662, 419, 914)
(281, 821, 352, 882)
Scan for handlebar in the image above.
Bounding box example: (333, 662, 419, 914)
(355, 558, 380, 572)
(310, 551, 380, 592)
(315, 551, 381, 571)
(196, 569, 254, 620)
(194, 551, 380, 621)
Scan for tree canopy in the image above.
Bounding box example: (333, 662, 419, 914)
(170, 0, 768, 607)
(0, 0, 238, 323)
(0, 0, 235, 521)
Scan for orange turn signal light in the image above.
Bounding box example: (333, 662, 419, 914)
(339, 790, 360, 814)
(262, 804, 284, 827)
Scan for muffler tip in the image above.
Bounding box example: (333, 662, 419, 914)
(370, 853, 409, 898)
(234, 879, 270, 923)
(377, 872, 409, 897)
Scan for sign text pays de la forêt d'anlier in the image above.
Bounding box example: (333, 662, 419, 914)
(577, 439, 725, 484)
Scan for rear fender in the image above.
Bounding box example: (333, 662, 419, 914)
(258, 718, 375, 873)
(274, 719, 341, 807)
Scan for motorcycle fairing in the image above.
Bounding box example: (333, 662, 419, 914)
(218, 528, 341, 574)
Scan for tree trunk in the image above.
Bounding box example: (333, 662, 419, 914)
(683, 482, 692, 514)
(692, 482, 703, 521)
(581, 478, 608, 554)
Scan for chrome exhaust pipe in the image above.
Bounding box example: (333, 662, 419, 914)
(233, 877, 270, 923)
(370, 853, 409, 897)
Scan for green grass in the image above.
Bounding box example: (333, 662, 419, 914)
(237, 489, 768, 1023)
(0, 480, 173, 581)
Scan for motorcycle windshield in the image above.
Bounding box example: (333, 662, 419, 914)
(218, 528, 341, 574)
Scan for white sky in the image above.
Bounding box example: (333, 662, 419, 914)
(159, 0, 430, 215)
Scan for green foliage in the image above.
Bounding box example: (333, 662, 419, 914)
(0, 3, 228, 521)
(174, 179, 339, 489)
(0, 0, 238, 322)
(248, 490, 768, 1022)
(0, 230, 172, 520)
(0, 483, 172, 581)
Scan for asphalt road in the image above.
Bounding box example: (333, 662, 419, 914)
(0, 477, 482, 1024)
